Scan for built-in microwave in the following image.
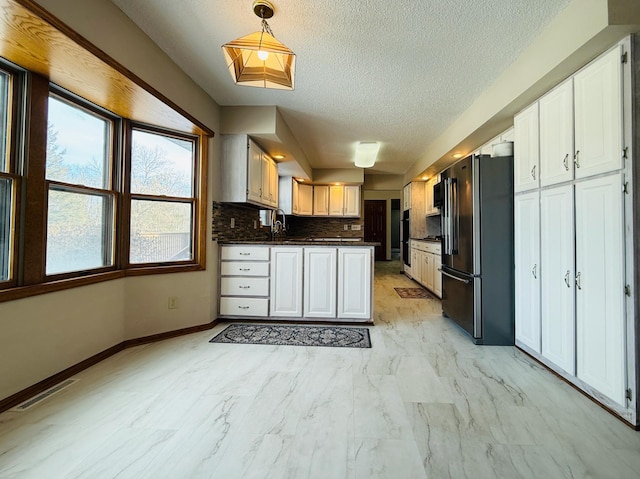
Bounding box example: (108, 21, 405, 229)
(433, 181, 443, 208)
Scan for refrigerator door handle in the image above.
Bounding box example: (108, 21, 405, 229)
(438, 268, 471, 284)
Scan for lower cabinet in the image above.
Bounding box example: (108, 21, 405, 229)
(304, 248, 337, 318)
(338, 248, 372, 319)
(409, 240, 441, 298)
(270, 247, 303, 317)
(220, 245, 373, 322)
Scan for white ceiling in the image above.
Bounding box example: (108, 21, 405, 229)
(110, 0, 570, 176)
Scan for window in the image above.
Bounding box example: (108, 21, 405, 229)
(45, 94, 116, 276)
(0, 66, 18, 284)
(129, 128, 197, 265)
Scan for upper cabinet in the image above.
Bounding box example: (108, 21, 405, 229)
(514, 102, 540, 192)
(539, 78, 574, 187)
(313, 185, 329, 215)
(517, 45, 624, 190)
(221, 134, 279, 208)
(573, 45, 624, 180)
(297, 183, 313, 215)
(403, 184, 411, 210)
(329, 185, 344, 215)
(425, 174, 440, 216)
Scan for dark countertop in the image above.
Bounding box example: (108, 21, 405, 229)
(219, 238, 380, 246)
(410, 237, 442, 243)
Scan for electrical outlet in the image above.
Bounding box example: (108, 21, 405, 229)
(344, 224, 349, 231)
(351, 224, 362, 231)
(230, 218, 235, 228)
(253, 220, 257, 229)
(168, 297, 178, 309)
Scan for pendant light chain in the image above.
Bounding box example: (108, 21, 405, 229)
(261, 18, 275, 37)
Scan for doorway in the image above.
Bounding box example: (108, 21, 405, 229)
(364, 200, 387, 261)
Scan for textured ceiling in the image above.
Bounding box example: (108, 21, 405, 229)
(110, 0, 570, 175)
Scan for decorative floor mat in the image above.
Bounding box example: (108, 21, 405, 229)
(210, 323, 371, 348)
(394, 287, 435, 299)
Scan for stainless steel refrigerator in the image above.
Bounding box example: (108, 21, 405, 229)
(439, 153, 514, 345)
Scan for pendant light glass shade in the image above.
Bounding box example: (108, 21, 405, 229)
(222, 2, 295, 90)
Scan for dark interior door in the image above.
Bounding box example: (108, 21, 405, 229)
(364, 200, 387, 261)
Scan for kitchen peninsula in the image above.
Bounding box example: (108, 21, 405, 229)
(218, 240, 376, 323)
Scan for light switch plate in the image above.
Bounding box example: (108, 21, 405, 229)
(351, 224, 361, 231)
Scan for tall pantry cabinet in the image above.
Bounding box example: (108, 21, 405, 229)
(513, 38, 637, 426)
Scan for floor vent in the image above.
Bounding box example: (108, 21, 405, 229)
(10, 379, 79, 411)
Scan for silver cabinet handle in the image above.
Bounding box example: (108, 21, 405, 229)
(576, 272, 582, 290)
(239, 252, 251, 256)
(438, 268, 470, 284)
(564, 270, 571, 288)
(574, 150, 580, 168)
(531, 164, 536, 180)
(238, 305, 250, 309)
(239, 268, 251, 271)
(563, 154, 569, 171)
(532, 264, 537, 279)
(238, 285, 250, 289)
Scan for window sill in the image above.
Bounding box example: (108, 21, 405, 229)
(0, 263, 205, 303)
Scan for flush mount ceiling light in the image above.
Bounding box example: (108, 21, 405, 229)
(222, 1, 296, 90)
(354, 142, 380, 168)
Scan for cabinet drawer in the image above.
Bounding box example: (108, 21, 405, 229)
(220, 297, 269, 317)
(425, 243, 441, 254)
(221, 277, 269, 297)
(221, 261, 269, 277)
(221, 246, 270, 261)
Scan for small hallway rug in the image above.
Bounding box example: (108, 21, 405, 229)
(394, 287, 435, 299)
(210, 323, 372, 348)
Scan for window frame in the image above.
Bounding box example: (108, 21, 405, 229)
(123, 122, 201, 270)
(0, 59, 27, 289)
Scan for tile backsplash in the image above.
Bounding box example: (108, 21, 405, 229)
(212, 202, 365, 241)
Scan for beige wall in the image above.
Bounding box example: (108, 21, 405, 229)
(0, 0, 222, 401)
(363, 190, 402, 260)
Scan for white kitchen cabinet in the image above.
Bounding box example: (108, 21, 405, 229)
(425, 175, 440, 216)
(540, 185, 575, 374)
(403, 184, 411, 210)
(270, 247, 303, 317)
(410, 245, 420, 282)
(500, 127, 515, 143)
(297, 183, 313, 215)
(575, 173, 626, 405)
(514, 191, 541, 354)
(573, 46, 623, 180)
(514, 102, 540, 192)
(338, 247, 372, 319)
(303, 248, 337, 318)
(329, 185, 345, 216)
(423, 252, 434, 291)
(219, 245, 270, 318)
(433, 253, 442, 298)
(343, 185, 360, 217)
(539, 78, 574, 187)
(221, 135, 279, 208)
(313, 185, 329, 215)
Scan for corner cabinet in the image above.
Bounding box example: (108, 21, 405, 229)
(221, 134, 278, 208)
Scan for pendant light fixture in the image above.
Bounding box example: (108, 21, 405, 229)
(222, 1, 296, 90)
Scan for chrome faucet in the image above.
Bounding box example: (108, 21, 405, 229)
(271, 208, 287, 236)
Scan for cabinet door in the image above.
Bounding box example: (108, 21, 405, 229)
(304, 248, 337, 318)
(403, 184, 411, 210)
(433, 253, 442, 298)
(514, 102, 540, 192)
(270, 247, 303, 317)
(344, 186, 360, 216)
(269, 159, 279, 207)
(424, 253, 434, 291)
(338, 248, 371, 319)
(574, 45, 623, 180)
(291, 180, 299, 214)
(329, 185, 344, 216)
(297, 184, 313, 215)
(540, 185, 575, 374)
(410, 247, 419, 282)
(539, 79, 574, 187)
(575, 173, 626, 405)
(313, 186, 329, 215)
(247, 140, 263, 203)
(514, 191, 541, 353)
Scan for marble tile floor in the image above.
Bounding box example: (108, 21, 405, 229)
(1, 260, 639, 478)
